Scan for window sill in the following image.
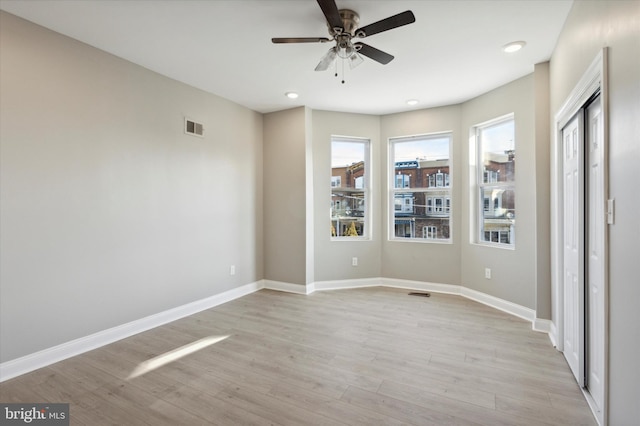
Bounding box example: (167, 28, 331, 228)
(471, 242, 515, 250)
(331, 237, 371, 242)
(388, 238, 452, 245)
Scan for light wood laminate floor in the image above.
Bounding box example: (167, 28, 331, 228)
(1, 287, 596, 425)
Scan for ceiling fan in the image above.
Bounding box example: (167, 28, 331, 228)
(272, 0, 415, 81)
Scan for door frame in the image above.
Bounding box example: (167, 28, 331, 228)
(551, 48, 609, 425)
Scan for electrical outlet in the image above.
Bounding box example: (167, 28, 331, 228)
(230, 265, 236, 276)
(485, 268, 491, 279)
(352, 257, 358, 267)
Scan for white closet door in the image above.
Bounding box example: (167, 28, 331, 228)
(562, 113, 584, 386)
(586, 95, 605, 410)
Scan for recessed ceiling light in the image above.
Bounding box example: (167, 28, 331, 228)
(407, 99, 419, 106)
(285, 92, 299, 99)
(503, 41, 526, 53)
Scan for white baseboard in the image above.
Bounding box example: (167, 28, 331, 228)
(381, 277, 461, 295)
(316, 277, 539, 329)
(314, 277, 381, 291)
(313, 277, 540, 328)
(263, 280, 311, 295)
(461, 287, 536, 322)
(548, 321, 559, 349)
(0, 281, 263, 382)
(533, 318, 553, 334)
(1, 277, 552, 382)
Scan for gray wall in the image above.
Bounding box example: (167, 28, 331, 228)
(0, 12, 264, 363)
(550, 1, 640, 423)
(460, 75, 537, 309)
(312, 110, 382, 281)
(533, 62, 551, 320)
(380, 105, 463, 285)
(263, 107, 309, 286)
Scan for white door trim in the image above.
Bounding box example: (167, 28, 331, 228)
(551, 48, 609, 425)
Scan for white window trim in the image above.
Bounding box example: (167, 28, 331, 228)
(388, 132, 453, 244)
(331, 136, 371, 241)
(471, 114, 515, 249)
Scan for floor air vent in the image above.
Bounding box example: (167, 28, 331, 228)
(185, 118, 204, 137)
(408, 292, 431, 297)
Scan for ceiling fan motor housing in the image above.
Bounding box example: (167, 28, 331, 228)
(329, 9, 360, 36)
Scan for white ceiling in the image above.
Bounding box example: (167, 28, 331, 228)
(0, 0, 573, 115)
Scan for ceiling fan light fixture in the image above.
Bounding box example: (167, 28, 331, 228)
(285, 91, 299, 99)
(337, 46, 349, 59)
(315, 47, 337, 71)
(336, 36, 355, 59)
(348, 52, 364, 69)
(502, 41, 526, 53)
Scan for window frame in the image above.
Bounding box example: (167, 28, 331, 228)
(472, 114, 516, 248)
(388, 132, 453, 243)
(330, 136, 371, 240)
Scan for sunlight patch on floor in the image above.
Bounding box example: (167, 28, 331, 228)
(127, 335, 229, 379)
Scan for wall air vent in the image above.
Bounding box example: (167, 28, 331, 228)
(185, 118, 204, 137)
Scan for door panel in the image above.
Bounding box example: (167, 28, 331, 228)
(562, 113, 584, 386)
(586, 96, 604, 410)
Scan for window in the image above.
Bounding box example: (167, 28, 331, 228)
(484, 230, 510, 244)
(435, 197, 444, 213)
(389, 133, 452, 242)
(331, 137, 370, 238)
(423, 226, 437, 239)
(484, 170, 499, 183)
(428, 170, 450, 188)
(395, 174, 410, 188)
(474, 115, 515, 246)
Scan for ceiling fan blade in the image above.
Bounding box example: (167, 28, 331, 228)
(354, 42, 394, 65)
(355, 10, 415, 38)
(315, 47, 337, 71)
(316, 0, 343, 31)
(272, 37, 331, 44)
